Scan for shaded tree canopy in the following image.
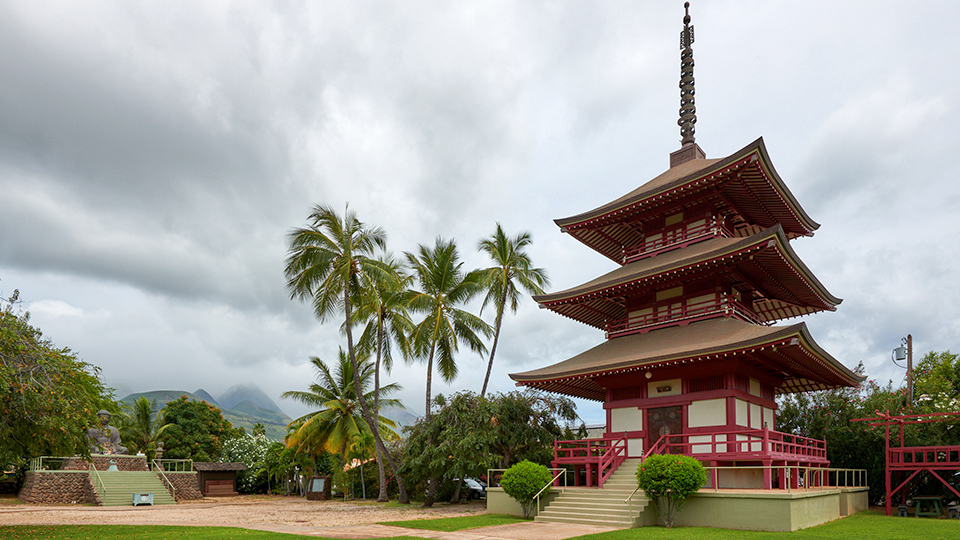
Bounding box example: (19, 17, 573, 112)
(158, 396, 240, 462)
(1, 290, 115, 465)
(777, 356, 960, 504)
(401, 390, 581, 493)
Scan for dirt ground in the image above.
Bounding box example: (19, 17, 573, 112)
(0, 495, 488, 528)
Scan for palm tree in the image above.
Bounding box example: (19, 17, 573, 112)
(352, 253, 413, 501)
(119, 396, 172, 462)
(284, 203, 410, 503)
(281, 350, 400, 464)
(477, 224, 549, 397)
(346, 430, 376, 500)
(405, 238, 492, 420)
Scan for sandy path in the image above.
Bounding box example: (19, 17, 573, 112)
(0, 496, 487, 528)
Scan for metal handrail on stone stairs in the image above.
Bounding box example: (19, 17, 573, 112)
(535, 469, 568, 518)
(88, 463, 106, 501)
(152, 459, 176, 500)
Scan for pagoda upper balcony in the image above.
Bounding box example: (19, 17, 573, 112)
(622, 213, 735, 264)
(605, 291, 765, 338)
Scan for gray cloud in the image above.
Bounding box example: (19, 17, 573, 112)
(2, 1, 958, 425)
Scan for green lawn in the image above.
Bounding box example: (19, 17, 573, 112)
(380, 513, 529, 531)
(2, 511, 958, 540)
(0, 525, 435, 540)
(570, 511, 959, 540)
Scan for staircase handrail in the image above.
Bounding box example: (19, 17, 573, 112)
(596, 436, 627, 488)
(152, 459, 176, 500)
(535, 469, 567, 518)
(643, 433, 673, 460)
(624, 484, 644, 523)
(88, 462, 106, 499)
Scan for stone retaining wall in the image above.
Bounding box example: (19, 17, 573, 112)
(18, 472, 93, 505)
(164, 473, 202, 501)
(61, 454, 149, 472)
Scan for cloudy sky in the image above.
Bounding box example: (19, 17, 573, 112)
(2, 1, 958, 426)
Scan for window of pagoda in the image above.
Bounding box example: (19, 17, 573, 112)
(607, 281, 765, 338)
(622, 204, 736, 263)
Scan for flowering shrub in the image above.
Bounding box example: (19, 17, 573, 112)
(636, 454, 706, 528)
(220, 433, 271, 493)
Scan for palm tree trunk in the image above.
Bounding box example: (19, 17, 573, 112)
(480, 300, 506, 398)
(422, 342, 438, 507)
(425, 344, 435, 420)
(343, 288, 410, 504)
(374, 317, 389, 502)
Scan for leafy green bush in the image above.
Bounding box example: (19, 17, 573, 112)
(636, 454, 706, 528)
(500, 460, 552, 518)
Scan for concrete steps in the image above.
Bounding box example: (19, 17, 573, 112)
(536, 458, 648, 528)
(92, 471, 176, 506)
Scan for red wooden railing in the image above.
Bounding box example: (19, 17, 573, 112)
(643, 428, 829, 463)
(605, 294, 766, 338)
(552, 436, 627, 488)
(888, 445, 960, 468)
(622, 220, 734, 263)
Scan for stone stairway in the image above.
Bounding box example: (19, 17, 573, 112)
(91, 471, 177, 506)
(536, 458, 648, 528)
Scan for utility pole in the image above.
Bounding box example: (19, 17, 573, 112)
(906, 334, 913, 404)
(894, 335, 914, 404)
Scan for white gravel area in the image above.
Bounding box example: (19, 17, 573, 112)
(0, 496, 488, 528)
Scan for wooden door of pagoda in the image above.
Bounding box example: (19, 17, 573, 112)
(648, 406, 682, 454)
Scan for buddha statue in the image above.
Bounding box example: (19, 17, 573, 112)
(87, 410, 128, 455)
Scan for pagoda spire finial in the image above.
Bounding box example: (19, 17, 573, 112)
(670, 2, 706, 167)
(679, 2, 696, 145)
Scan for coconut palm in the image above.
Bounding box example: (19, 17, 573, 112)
(119, 396, 172, 462)
(477, 224, 549, 397)
(281, 350, 400, 463)
(284, 203, 409, 503)
(405, 238, 492, 420)
(351, 253, 413, 501)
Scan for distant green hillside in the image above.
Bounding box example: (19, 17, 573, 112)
(223, 401, 292, 441)
(120, 390, 208, 409)
(121, 391, 292, 441)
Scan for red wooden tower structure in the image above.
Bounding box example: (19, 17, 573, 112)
(510, 3, 863, 490)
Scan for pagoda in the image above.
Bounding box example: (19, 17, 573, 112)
(510, 3, 863, 491)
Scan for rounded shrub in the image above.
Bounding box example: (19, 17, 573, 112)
(636, 454, 706, 528)
(500, 460, 553, 518)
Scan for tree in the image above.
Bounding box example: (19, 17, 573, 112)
(281, 350, 400, 479)
(346, 430, 376, 500)
(500, 460, 553, 518)
(488, 391, 579, 468)
(119, 396, 172, 461)
(477, 224, 548, 397)
(636, 454, 706, 528)
(220, 433, 272, 493)
(352, 253, 413, 501)
(913, 350, 960, 406)
(405, 238, 491, 507)
(284, 203, 410, 503)
(157, 396, 239, 462)
(0, 290, 115, 468)
(401, 392, 499, 503)
(400, 390, 581, 503)
(405, 238, 491, 418)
